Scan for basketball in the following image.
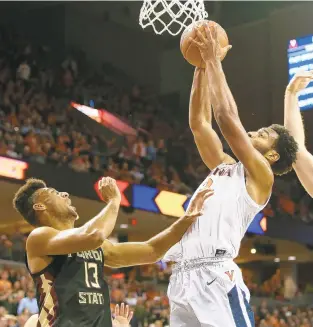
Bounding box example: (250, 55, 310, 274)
(180, 20, 229, 68)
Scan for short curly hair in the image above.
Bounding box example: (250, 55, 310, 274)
(270, 124, 298, 176)
(13, 178, 46, 226)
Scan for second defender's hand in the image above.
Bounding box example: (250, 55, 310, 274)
(112, 303, 133, 327)
(286, 71, 313, 94)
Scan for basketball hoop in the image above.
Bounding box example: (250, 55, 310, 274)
(139, 0, 208, 36)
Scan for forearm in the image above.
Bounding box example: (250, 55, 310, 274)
(189, 68, 211, 127)
(82, 199, 120, 239)
(147, 215, 193, 260)
(105, 215, 193, 267)
(205, 60, 238, 120)
(293, 148, 313, 198)
(284, 90, 305, 147)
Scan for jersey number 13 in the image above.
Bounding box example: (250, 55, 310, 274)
(84, 262, 101, 289)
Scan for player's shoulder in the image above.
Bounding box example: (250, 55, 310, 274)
(241, 156, 274, 186)
(27, 226, 57, 251)
(28, 226, 56, 239)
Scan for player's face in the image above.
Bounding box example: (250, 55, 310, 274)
(34, 188, 78, 221)
(248, 127, 279, 154)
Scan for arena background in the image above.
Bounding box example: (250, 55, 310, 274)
(1, 2, 313, 327)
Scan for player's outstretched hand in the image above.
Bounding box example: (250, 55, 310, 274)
(190, 24, 231, 62)
(112, 303, 133, 327)
(185, 187, 214, 221)
(287, 71, 313, 94)
(98, 177, 121, 204)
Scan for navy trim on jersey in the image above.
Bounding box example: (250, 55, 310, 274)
(227, 286, 248, 327)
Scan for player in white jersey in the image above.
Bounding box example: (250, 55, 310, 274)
(164, 25, 299, 327)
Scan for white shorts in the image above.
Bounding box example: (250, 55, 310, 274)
(167, 259, 254, 327)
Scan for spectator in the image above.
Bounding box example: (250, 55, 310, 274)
(17, 290, 38, 316)
(130, 166, 144, 183)
(146, 140, 157, 162)
(16, 60, 31, 81)
(62, 55, 78, 78)
(132, 137, 146, 160)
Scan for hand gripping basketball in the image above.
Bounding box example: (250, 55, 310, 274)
(180, 20, 231, 67)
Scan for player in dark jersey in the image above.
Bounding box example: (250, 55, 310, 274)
(13, 177, 212, 327)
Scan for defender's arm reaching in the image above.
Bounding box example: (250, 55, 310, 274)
(189, 67, 235, 170)
(284, 71, 313, 197)
(102, 188, 213, 267)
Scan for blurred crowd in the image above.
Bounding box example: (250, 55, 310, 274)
(245, 269, 293, 301)
(254, 301, 313, 327)
(0, 24, 205, 196)
(1, 261, 313, 327)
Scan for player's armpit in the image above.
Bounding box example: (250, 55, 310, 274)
(27, 226, 106, 256)
(102, 240, 157, 268)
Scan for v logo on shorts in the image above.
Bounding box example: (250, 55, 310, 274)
(225, 270, 234, 281)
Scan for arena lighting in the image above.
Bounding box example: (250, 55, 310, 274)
(274, 258, 280, 263)
(250, 248, 256, 254)
(288, 256, 296, 261)
(71, 102, 101, 123)
(120, 224, 129, 229)
(71, 102, 137, 136)
(0, 157, 28, 180)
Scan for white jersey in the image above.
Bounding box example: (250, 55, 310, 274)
(164, 162, 270, 262)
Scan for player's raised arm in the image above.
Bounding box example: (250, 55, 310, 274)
(284, 71, 313, 197)
(21, 178, 121, 256)
(191, 26, 274, 197)
(102, 188, 213, 267)
(189, 67, 235, 169)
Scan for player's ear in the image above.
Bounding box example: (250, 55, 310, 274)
(264, 150, 280, 164)
(33, 203, 46, 211)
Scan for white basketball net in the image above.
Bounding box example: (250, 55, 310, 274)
(139, 0, 208, 36)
